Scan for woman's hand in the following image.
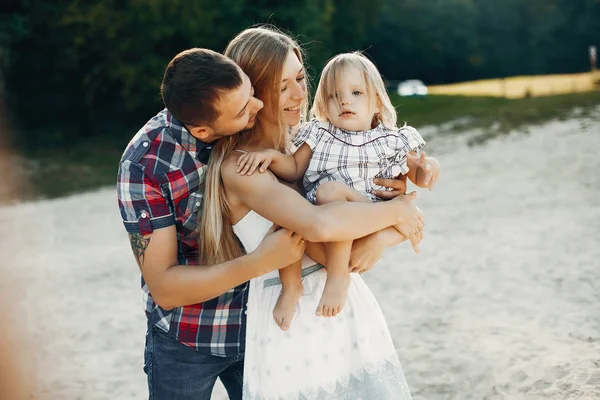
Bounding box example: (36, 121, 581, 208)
(236, 149, 279, 175)
(392, 192, 424, 253)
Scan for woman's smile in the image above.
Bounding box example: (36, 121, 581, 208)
(284, 105, 301, 113)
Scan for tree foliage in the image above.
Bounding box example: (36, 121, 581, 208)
(2, 0, 599, 146)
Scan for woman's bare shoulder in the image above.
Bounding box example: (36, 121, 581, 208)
(221, 150, 279, 192)
(220, 151, 245, 183)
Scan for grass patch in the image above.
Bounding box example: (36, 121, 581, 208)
(9, 90, 600, 201)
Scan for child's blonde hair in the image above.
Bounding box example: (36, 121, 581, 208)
(311, 52, 397, 129)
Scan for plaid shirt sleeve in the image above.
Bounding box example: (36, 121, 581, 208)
(384, 125, 427, 177)
(117, 159, 176, 236)
(292, 119, 322, 150)
(397, 125, 426, 153)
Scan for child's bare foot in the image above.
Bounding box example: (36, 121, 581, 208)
(273, 284, 304, 331)
(316, 274, 350, 317)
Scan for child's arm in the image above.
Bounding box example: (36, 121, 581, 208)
(406, 151, 440, 189)
(236, 143, 313, 182)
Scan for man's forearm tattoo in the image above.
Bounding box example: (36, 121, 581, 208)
(129, 234, 151, 264)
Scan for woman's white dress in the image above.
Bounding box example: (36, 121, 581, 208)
(233, 210, 413, 400)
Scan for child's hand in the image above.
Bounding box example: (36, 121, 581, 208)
(410, 151, 440, 190)
(424, 157, 440, 189)
(236, 150, 277, 176)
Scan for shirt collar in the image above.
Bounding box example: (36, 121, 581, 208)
(165, 109, 215, 164)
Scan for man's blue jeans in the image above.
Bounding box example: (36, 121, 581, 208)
(144, 326, 244, 399)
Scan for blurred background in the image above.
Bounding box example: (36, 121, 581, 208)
(0, 0, 599, 199)
(1, 1, 599, 399)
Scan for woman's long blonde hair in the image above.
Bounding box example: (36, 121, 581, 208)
(311, 52, 397, 130)
(198, 26, 308, 265)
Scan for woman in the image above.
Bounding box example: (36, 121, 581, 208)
(200, 26, 417, 399)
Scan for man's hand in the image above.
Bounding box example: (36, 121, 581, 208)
(371, 174, 408, 200)
(252, 228, 306, 275)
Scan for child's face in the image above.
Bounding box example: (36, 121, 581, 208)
(326, 67, 379, 132)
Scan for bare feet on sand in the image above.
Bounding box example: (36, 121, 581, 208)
(316, 274, 350, 317)
(273, 284, 304, 331)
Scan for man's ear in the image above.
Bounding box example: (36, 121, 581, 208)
(187, 125, 215, 141)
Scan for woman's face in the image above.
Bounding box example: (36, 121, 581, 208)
(263, 50, 307, 128)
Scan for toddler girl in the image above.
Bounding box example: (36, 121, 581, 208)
(236, 52, 440, 328)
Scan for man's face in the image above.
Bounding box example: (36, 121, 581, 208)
(211, 70, 263, 138)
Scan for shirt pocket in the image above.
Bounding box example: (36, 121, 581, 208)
(181, 191, 203, 233)
(165, 170, 203, 234)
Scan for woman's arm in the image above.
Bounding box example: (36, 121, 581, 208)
(223, 154, 423, 243)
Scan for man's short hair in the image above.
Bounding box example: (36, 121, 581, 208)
(161, 48, 243, 127)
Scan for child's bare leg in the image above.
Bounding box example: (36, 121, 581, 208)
(314, 182, 365, 317)
(274, 260, 303, 331)
(316, 240, 352, 317)
(318, 181, 373, 204)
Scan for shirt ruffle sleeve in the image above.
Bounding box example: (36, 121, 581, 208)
(386, 125, 426, 176)
(292, 119, 323, 150)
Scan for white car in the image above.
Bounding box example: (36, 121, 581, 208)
(397, 79, 428, 96)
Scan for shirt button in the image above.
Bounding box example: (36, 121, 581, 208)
(195, 201, 201, 207)
(140, 212, 148, 218)
(142, 142, 149, 147)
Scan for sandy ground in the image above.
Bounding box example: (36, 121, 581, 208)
(1, 109, 599, 399)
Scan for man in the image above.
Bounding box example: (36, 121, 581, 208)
(117, 48, 409, 399)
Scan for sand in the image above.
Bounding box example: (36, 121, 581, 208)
(1, 109, 599, 399)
